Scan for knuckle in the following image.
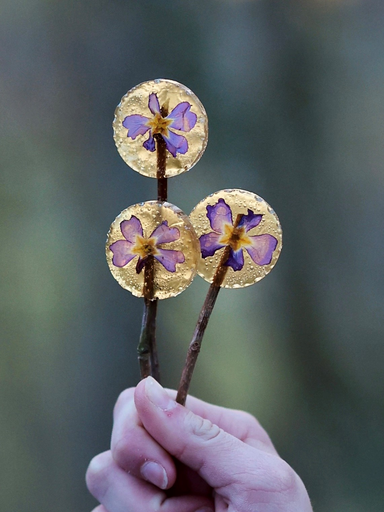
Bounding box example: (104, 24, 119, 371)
(113, 388, 135, 419)
(272, 460, 297, 494)
(230, 460, 298, 505)
(234, 409, 261, 432)
(112, 430, 134, 467)
(236, 410, 262, 435)
(173, 411, 224, 461)
(235, 409, 258, 426)
(186, 410, 222, 442)
(235, 410, 274, 447)
(85, 452, 112, 499)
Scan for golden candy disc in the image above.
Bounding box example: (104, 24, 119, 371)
(189, 189, 282, 288)
(106, 201, 199, 299)
(113, 79, 208, 178)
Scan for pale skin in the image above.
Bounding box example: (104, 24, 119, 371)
(86, 377, 313, 512)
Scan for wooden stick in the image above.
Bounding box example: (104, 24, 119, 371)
(137, 256, 156, 378)
(176, 214, 243, 405)
(137, 104, 169, 382)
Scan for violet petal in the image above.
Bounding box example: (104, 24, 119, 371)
(199, 231, 225, 258)
(143, 134, 156, 152)
(155, 249, 185, 272)
(150, 221, 180, 244)
(136, 256, 146, 274)
(246, 234, 278, 266)
(120, 216, 143, 242)
(206, 199, 233, 233)
(122, 115, 150, 139)
(225, 248, 244, 271)
(167, 102, 197, 132)
(238, 209, 263, 232)
(162, 130, 188, 157)
(109, 240, 136, 268)
(148, 93, 161, 115)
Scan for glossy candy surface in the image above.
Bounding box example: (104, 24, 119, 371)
(189, 189, 282, 288)
(106, 201, 199, 299)
(113, 79, 208, 178)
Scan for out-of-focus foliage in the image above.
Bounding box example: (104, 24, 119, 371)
(1, 1, 384, 511)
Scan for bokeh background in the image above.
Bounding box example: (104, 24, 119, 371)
(1, 1, 384, 511)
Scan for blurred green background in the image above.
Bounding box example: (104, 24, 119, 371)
(1, 0, 384, 511)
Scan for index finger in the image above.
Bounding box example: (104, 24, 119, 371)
(111, 388, 177, 488)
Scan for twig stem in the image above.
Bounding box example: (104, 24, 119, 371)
(156, 103, 168, 202)
(137, 105, 169, 382)
(156, 132, 167, 202)
(176, 214, 243, 405)
(138, 256, 156, 378)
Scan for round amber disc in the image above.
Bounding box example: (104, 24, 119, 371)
(113, 79, 208, 178)
(189, 189, 282, 288)
(106, 201, 199, 299)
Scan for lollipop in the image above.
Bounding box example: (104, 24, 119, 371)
(106, 201, 199, 300)
(113, 79, 208, 199)
(106, 201, 199, 378)
(110, 80, 208, 380)
(176, 189, 282, 404)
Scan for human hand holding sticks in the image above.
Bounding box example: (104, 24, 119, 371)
(87, 377, 312, 512)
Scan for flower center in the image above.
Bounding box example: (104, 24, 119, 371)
(132, 236, 159, 259)
(147, 113, 172, 136)
(219, 224, 251, 252)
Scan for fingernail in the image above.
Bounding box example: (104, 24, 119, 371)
(145, 377, 176, 411)
(140, 461, 168, 489)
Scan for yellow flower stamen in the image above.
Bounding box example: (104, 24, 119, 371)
(131, 236, 159, 259)
(219, 224, 251, 252)
(147, 113, 172, 137)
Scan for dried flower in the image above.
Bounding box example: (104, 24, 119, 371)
(122, 93, 197, 157)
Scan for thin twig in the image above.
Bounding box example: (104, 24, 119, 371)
(146, 251, 160, 382)
(176, 214, 243, 405)
(137, 255, 156, 378)
(156, 103, 168, 202)
(137, 104, 169, 382)
(156, 133, 167, 202)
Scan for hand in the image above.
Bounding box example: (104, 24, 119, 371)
(86, 377, 312, 512)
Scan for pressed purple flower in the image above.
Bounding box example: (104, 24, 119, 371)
(122, 93, 197, 157)
(199, 198, 278, 272)
(109, 216, 185, 274)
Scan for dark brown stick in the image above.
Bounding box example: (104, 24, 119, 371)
(156, 133, 167, 202)
(176, 214, 243, 405)
(156, 103, 168, 202)
(138, 105, 169, 382)
(138, 255, 156, 378)
(146, 250, 160, 382)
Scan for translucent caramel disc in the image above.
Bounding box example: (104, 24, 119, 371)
(189, 189, 282, 288)
(106, 201, 199, 299)
(113, 79, 208, 178)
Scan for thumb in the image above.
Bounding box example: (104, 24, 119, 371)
(134, 377, 282, 494)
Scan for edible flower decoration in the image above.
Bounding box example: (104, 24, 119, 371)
(199, 199, 278, 271)
(110, 216, 185, 274)
(122, 93, 197, 157)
